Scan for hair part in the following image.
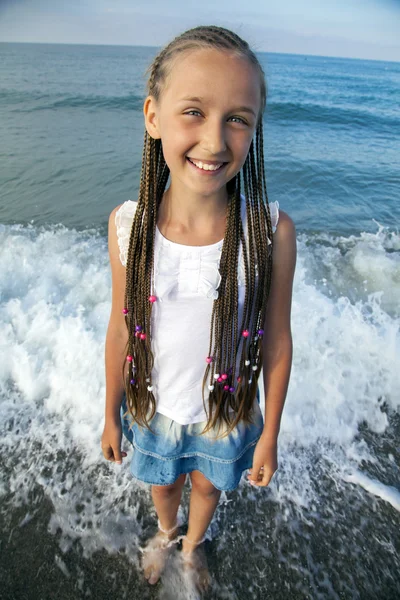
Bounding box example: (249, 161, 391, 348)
(123, 25, 273, 437)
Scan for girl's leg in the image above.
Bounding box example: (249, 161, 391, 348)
(151, 473, 187, 531)
(184, 470, 221, 548)
(181, 470, 222, 592)
(143, 473, 186, 585)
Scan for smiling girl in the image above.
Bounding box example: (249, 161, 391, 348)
(101, 25, 296, 593)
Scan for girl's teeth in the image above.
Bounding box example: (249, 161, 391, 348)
(190, 159, 223, 171)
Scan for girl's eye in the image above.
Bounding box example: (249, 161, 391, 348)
(185, 110, 202, 117)
(229, 116, 247, 125)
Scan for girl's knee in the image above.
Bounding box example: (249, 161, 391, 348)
(190, 471, 221, 499)
(151, 473, 186, 497)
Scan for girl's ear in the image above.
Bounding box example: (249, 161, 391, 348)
(143, 96, 161, 139)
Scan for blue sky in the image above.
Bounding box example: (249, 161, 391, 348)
(0, 0, 399, 61)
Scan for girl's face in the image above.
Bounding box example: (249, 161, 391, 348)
(144, 48, 262, 201)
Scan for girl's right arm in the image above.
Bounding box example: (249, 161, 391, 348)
(101, 204, 129, 464)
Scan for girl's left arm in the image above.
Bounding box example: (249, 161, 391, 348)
(247, 210, 297, 487)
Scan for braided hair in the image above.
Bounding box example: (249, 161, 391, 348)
(123, 25, 274, 436)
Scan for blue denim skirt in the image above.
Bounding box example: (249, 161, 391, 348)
(121, 392, 264, 491)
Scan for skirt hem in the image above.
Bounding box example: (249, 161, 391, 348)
(130, 428, 261, 464)
(128, 442, 260, 491)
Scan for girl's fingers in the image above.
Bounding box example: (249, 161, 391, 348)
(247, 465, 264, 485)
(261, 468, 274, 486)
(102, 445, 114, 461)
(101, 445, 127, 463)
(247, 466, 275, 487)
(112, 446, 124, 464)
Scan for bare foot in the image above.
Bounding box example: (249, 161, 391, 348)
(181, 543, 211, 595)
(142, 528, 178, 585)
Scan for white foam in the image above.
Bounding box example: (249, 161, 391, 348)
(343, 469, 400, 512)
(0, 220, 399, 565)
(298, 221, 400, 317)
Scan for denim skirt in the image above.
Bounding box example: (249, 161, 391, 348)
(120, 391, 264, 491)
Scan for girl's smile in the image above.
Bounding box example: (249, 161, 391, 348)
(186, 157, 227, 173)
(144, 48, 261, 202)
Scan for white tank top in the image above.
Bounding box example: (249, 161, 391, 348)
(115, 197, 279, 424)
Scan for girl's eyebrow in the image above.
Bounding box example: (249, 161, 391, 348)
(179, 96, 257, 117)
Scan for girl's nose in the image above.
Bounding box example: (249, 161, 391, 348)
(201, 121, 227, 155)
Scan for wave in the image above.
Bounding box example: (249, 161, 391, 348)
(0, 89, 144, 112)
(265, 100, 399, 131)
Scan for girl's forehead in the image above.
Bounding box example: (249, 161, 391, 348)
(160, 48, 261, 111)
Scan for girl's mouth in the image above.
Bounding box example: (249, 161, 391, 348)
(187, 157, 226, 172)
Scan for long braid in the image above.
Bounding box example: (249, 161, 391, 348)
(123, 26, 274, 436)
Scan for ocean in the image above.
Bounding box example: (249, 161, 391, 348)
(0, 42, 399, 600)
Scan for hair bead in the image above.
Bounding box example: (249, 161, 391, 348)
(126, 355, 133, 362)
(130, 378, 136, 385)
(149, 295, 157, 303)
(223, 385, 230, 391)
(135, 325, 142, 332)
(258, 328, 264, 336)
(206, 356, 214, 364)
(221, 373, 228, 380)
(245, 360, 250, 366)
(229, 387, 235, 393)
(140, 333, 147, 340)
(122, 308, 129, 315)
(242, 330, 250, 338)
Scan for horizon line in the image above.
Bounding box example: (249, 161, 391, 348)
(0, 40, 399, 65)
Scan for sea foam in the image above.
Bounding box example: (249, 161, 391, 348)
(0, 220, 399, 596)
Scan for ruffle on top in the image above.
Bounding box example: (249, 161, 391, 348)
(154, 238, 223, 300)
(115, 199, 137, 267)
(115, 199, 280, 301)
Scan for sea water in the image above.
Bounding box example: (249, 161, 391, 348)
(0, 43, 399, 599)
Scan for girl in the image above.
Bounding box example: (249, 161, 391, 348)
(101, 25, 296, 593)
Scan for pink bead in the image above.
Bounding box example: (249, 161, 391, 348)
(140, 333, 146, 340)
(217, 377, 223, 383)
(135, 331, 141, 338)
(242, 330, 249, 338)
(149, 295, 157, 303)
(122, 308, 128, 315)
(224, 385, 230, 391)
(237, 376, 242, 383)
(126, 355, 133, 362)
(206, 356, 214, 364)
(221, 373, 228, 380)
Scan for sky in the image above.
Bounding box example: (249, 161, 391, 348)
(0, 0, 399, 61)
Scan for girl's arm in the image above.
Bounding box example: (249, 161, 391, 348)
(248, 210, 297, 486)
(101, 204, 129, 464)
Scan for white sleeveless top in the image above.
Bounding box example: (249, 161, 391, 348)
(115, 198, 279, 424)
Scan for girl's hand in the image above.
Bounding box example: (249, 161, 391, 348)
(101, 419, 127, 465)
(247, 434, 278, 487)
